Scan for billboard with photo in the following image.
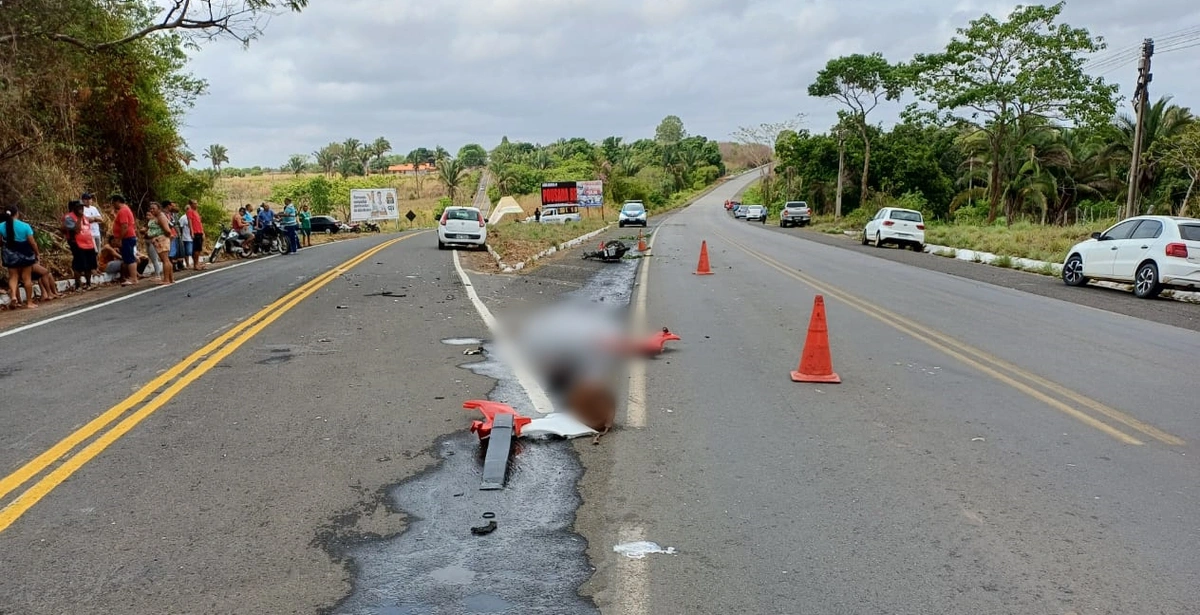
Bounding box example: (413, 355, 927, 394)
(350, 189, 400, 222)
(577, 180, 603, 208)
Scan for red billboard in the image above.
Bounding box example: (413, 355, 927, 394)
(541, 182, 578, 206)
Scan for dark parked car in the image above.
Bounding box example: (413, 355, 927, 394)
(309, 215, 341, 234)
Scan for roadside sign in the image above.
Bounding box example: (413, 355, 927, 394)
(350, 188, 400, 222)
(405, 210, 416, 222)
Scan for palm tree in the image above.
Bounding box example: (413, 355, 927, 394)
(314, 144, 340, 176)
(436, 157, 467, 204)
(1104, 96, 1195, 215)
(369, 137, 392, 174)
(203, 144, 229, 174)
(531, 149, 552, 170)
(339, 138, 363, 176)
(285, 154, 308, 175)
(179, 149, 196, 168)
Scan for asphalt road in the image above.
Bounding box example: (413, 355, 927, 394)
(575, 178, 1200, 614)
(3, 174, 1199, 615)
(0, 230, 504, 614)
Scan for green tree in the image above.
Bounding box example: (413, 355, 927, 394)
(407, 147, 434, 165)
(1104, 96, 1195, 215)
(203, 144, 229, 174)
(655, 115, 686, 145)
(0, 1, 308, 50)
(808, 53, 901, 202)
(1157, 123, 1200, 217)
(368, 137, 391, 174)
(285, 154, 308, 175)
(314, 143, 340, 176)
(339, 138, 363, 177)
(457, 143, 488, 168)
(908, 2, 1117, 224)
(436, 157, 468, 204)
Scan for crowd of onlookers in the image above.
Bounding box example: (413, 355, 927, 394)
(1, 193, 207, 309)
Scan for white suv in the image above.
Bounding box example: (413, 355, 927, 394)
(863, 207, 925, 251)
(438, 206, 487, 250)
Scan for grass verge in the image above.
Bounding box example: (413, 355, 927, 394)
(484, 218, 610, 266)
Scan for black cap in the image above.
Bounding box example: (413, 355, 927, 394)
(81, 192, 94, 200)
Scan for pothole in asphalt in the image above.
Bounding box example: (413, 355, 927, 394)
(327, 259, 638, 615)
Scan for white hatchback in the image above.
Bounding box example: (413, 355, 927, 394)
(1062, 215, 1200, 298)
(437, 206, 487, 250)
(863, 207, 926, 251)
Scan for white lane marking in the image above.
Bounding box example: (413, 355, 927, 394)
(626, 225, 662, 429)
(451, 249, 555, 416)
(0, 233, 404, 340)
(614, 524, 650, 615)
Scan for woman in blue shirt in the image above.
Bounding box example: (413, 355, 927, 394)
(279, 198, 299, 254)
(2, 204, 41, 308)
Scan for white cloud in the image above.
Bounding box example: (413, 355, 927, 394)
(176, 0, 1200, 167)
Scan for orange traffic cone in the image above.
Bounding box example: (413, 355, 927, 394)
(637, 230, 647, 252)
(790, 295, 841, 383)
(693, 240, 714, 275)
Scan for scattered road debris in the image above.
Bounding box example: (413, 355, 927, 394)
(613, 541, 678, 559)
(522, 413, 598, 439)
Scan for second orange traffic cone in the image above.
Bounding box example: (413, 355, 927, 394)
(790, 295, 841, 383)
(637, 230, 647, 252)
(693, 240, 713, 275)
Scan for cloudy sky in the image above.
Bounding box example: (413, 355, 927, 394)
(176, 0, 1200, 168)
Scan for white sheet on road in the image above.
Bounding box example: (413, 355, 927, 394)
(521, 413, 597, 439)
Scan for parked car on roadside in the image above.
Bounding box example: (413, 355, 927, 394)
(863, 207, 925, 251)
(780, 201, 811, 228)
(437, 206, 487, 250)
(537, 205, 582, 224)
(744, 205, 767, 223)
(1061, 215, 1200, 299)
(733, 205, 748, 219)
(309, 215, 341, 234)
(618, 201, 647, 227)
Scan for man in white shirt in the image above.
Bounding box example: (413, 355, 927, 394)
(81, 192, 103, 253)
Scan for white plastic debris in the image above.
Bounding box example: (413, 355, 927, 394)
(521, 413, 597, 439)
(613, 541, 678, 559)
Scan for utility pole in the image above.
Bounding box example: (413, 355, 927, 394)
(1124, 38, 1154, 220)
(835, 128, 845, 220)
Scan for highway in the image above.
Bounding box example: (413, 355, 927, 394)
(1, 171, 1197, 614)
(577, 178, 1199, 614)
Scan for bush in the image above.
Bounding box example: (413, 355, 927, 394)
(840, 207, 872, 230)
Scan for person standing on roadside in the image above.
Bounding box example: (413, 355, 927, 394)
(2, 204, 40, 308)
(173, 201, 194, 270)
(146, 202, 175, 285)
(82, 192, 103, 254)
(186, 200, 206, 269)
(299, 204, 312, 248)
(280, 198, 299, 254)
(108, 194, 139, 286)
(62, 200, 97, 290)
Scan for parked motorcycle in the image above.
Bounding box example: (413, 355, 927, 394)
(363, 220, 381, 233)
(209, 224, 249, 263)
(253, 222, 289, 255)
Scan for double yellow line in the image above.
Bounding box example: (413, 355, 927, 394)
(716, 231, 1185, 448)
(0, 233, 420, 533)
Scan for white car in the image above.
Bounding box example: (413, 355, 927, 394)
(437, 206, 487, 250)
(537, 205, 582, 224)
(1061, 215, 1200, 299)
(618, 201, 647, 227)
(863, 207, 926, 251)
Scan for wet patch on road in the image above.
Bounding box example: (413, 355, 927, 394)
(322, 259, 639, 615)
